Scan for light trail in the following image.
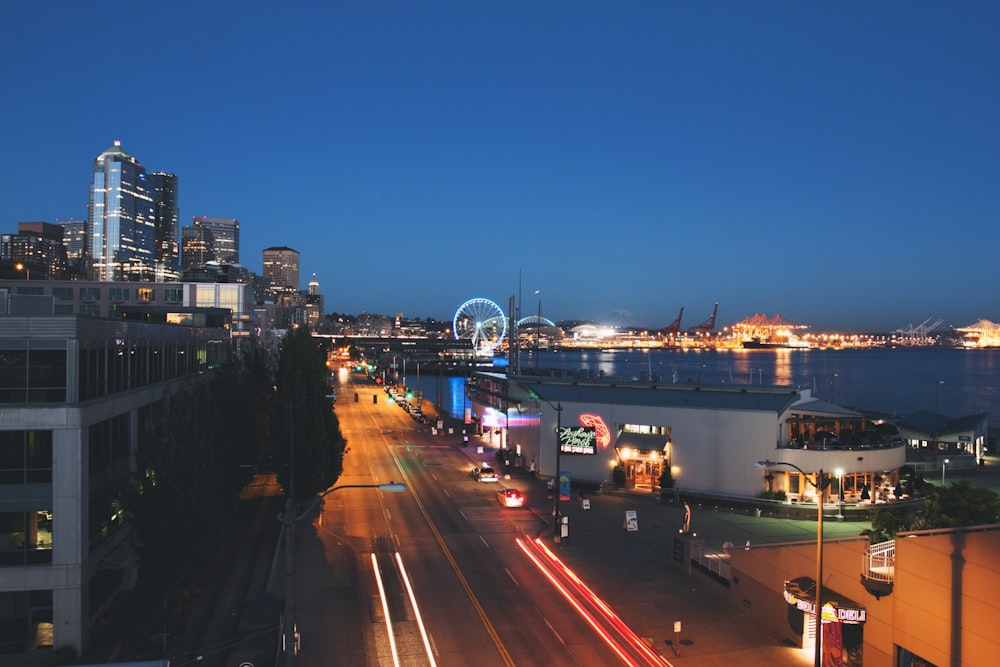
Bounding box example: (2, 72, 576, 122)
(531, 537, 672, 666)
(394, 552, 438, 667)
(516, 537, 638, 666)
(371, 552, 401, 667)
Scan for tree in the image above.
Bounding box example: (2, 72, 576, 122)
(863, 480, 1000, 543)
(273, 326, 346, 503)
(914, 480, 1000, 530)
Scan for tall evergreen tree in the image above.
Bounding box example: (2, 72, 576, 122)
(273, 326, 346, 503)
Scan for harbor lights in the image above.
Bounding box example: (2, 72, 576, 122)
(756, 460, 831, 667)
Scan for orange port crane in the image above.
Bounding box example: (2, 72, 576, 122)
(689, 302, 719, 332)
(660, 307, 684, 335)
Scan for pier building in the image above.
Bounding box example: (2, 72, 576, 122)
(466, 371, 905, 503)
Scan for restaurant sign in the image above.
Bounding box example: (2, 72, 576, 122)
(783, 580, 867, 624)
(558, 426, 597, 455)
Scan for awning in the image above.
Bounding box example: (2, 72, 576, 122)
(784, 576, 867, 624)
(615, 432, 670, 453)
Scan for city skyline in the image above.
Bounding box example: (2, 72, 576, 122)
(2, 3, 998, 331)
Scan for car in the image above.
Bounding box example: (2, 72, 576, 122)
(471, 464, 499, 482)
(498, 488, 526, 508)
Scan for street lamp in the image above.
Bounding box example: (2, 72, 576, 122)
(280, 470, 407, 665)
(521, 384, 564, 540)
(14, 262, 29, 280)
(756, 460, 830, 667)
(941, 458, 950, 487)
(835, 468, 844, 521)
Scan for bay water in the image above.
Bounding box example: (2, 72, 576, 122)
(410, 347, 998, 424)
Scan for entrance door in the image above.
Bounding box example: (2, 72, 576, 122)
(631, 459, 662, 488)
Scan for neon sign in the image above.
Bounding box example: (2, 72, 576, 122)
(578, 414, 611, 448)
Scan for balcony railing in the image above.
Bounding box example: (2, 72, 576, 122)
(861, 539, 895, 598)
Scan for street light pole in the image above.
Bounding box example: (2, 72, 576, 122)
(757, 460, 828, 667)
(942, 458, 950, 487)
(283, 403, 297, 666)
(554, 401, 563, 540)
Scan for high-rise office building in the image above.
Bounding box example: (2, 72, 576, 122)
(0, 222, 69, 280)
(191, 216, 239, 265)
(86, 141, 156, 281)
(149, 172, 180, 270)
(180, 225, 216, 270)
(56, 218, 87, 278)
(262, 246, 299, 292)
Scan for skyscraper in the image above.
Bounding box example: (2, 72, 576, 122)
(262, 246, 299, 291)
(191, 216, 239, 264)
(86, 141, 156, 281)
(0, 222, 69, 280)
(180, 225, 215, 270)
(56, 218, 87, 278)
(149, 172, 180, 271)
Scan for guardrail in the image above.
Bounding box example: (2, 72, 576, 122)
(690, 540, 732, 583)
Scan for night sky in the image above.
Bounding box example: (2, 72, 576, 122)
(2, 2, 998, 332)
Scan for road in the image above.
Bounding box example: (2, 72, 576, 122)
(292, 369, 664, 667)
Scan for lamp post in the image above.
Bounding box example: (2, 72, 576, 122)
(935, 380, 944, 412)
(830, 372, 838, 404)
(14, 262, 29, 280)
(756, 460, 829, 667)
(835, 468, 845, 521)
(941, 457, 950, 487)
(521, 384, 564, 540)
(280, 448, 407, 666)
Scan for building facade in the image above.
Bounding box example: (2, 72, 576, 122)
(468, 373, 905, 499)
(149, 172, 180, 273)
(190, 217, 239, 265)
(0, 280, 259, 340)
(0, 315, 232, 655)
(86, 141, 157, 282)
(262, 246, 299, 292)
(0, 222, 70, 280)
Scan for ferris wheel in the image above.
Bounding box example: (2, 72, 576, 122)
(453, 298, 507, 355)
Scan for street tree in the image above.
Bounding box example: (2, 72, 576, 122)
(273, 326, 346, 503)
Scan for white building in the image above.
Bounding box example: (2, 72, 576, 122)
(468, 373, 905, 501)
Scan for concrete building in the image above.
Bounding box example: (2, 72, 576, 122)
(728, 522, 1000, 666)
(0, 314, 232, 654)
(469, 373, 905, 500)
(0, 280, 259, 342)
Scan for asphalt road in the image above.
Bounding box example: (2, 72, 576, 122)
(290, 370, 644, 667)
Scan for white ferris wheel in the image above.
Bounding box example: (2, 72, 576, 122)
(453, 298, 507, 356)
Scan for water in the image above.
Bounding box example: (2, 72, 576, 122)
(409, 347, 999, 422)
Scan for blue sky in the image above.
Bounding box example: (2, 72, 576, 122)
(2, 2, 998, 332)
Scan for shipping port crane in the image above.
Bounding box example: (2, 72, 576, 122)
(689, 302, 719, 332)
(660, 307, 684, 335)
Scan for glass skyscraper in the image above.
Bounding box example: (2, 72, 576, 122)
(191, 216, 239, 265)
(86, 141, 155, 281)
(150, 172, 180, 271)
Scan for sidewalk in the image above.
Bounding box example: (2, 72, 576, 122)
(458, 434, 1000, 665)
(456, 435, 865, 666)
